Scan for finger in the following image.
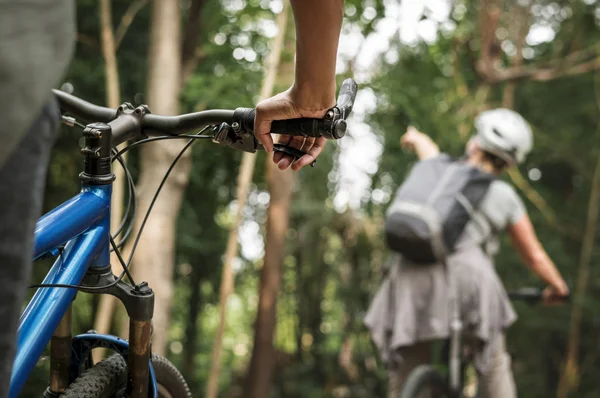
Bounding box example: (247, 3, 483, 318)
(287, 135, 307, 150)
(273, 151, 285, 163)
(288, 136, 316, 170)
(545, 293, 563, 306)
(278, 154, 295, 170)
(254, 95, 299, 153)
(278, 136, 306, 170)
(255, 118, 274, 152)
(274, 134, 310, 165)
(273, 135, 291, 163)
(254, 101, 281, 153)
(301, 136, 316, 153)
(273, 151, 286, 164)
(292, 137, 327, 171)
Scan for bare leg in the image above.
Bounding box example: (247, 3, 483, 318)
(478, 334, 517, 398)
(388, 341, 433, 398)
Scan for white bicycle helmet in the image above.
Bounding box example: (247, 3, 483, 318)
(474, 108, 533, 165)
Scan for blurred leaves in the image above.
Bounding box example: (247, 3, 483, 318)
(27, 0, 600, 397)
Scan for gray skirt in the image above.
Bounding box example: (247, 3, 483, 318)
(364, 246, 516, 373)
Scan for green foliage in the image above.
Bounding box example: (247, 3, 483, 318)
(25, 0, 600, 397)
(366, 2, 600, 397)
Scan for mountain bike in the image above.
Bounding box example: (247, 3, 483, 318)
(399, 287, 569, 398)
(9, 78, 358, 398)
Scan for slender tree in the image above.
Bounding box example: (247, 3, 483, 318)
(205, 5, 290, 398)
(92, 0, 126, 363)
(244, 9, 297, 395)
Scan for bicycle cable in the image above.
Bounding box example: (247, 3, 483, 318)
(109, 127, 213, 251)
(112, 130, 213, 160)
(28, 235, 132, 290)
(110, 151, 137, 251)
(122, 136, 197, 270)
(61, 116, 137, 247)
(72, 135, 199, 291)
(29, 129, 206, 291)
(110, 151, 135, 243)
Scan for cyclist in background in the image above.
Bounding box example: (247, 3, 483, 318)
(364, 109, 569, 398)
(0, 0, 343, 396)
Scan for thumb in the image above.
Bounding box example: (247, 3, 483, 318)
(406, 125, 419, 135)
(255, 120, 274, 152)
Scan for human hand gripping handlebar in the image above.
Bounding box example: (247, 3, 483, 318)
(213, 78, 358, 166)
(53, 78, 358, 167)
(507, 286, 571, 305)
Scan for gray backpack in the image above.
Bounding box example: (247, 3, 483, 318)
(384, 154, 495, 264)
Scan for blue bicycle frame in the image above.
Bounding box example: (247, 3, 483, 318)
(9, 182, 157, 398)
(7, 78, 358, 397)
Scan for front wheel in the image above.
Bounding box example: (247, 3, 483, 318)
(401, 365, 450, 398)
(61, 353, 192, 398)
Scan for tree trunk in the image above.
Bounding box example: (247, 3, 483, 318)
(501, 3, 529, 109)
(182, 259, 203, 378)
(92, 0, 127, 363)
(125, 0, 187, 356)
(293, 232, 305, 363)
(181, 0, 208, 87)
(204, 6, 289, 398)
(497, 20, 589, 394)
(115, 0, 149, 49)
(244, 161, 296, 398)
(556, 150, 600, 397)
(556, 152, 600, 397)
(204, 152, 256, 397)
(337, 216, 360, 381)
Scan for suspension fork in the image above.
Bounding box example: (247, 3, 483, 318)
(126, 285, 154, 398)
(77, 121, 155, 396)
(80, 266, 155, 398)
(44, 306, 73, 397)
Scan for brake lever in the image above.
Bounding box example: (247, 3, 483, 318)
(212, 123, 315, 167)
(273, 144, 315, 167)
(257, 143, 316, 167)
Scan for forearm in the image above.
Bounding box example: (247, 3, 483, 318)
(524, 249, 566, 290)
(412, 134, 440, 160)
(290, 0, 343, 108)
(509, 216, 567, 292)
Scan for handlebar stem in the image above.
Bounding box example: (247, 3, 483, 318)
(109, 105, 148, 146)
(79, 122, 115, 185)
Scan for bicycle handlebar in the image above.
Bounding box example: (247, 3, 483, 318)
(53, 89, 236, 145)
(507, 287, 571, 304)
(234, 78, 357, 139)
(52, 78, 358, 160)
(53, 89, 117, 123)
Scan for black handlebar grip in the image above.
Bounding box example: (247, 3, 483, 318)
(507, 287, 571, 304)
(236, 107, 256, 133)
(336, 78, 359, 118)
(270, 118, 327, 138)
(234, 107, 340, 139)
(508, 288, 543, 301)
